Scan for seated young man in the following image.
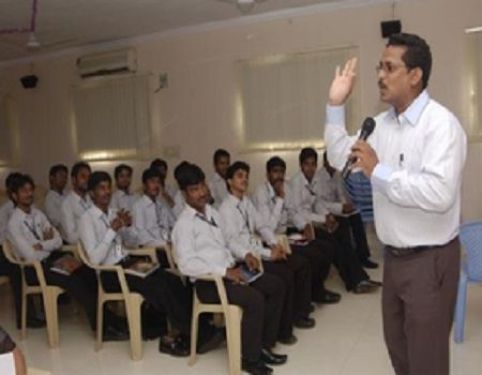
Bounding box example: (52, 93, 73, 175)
(289, 148, 380, 294)
(80, 171, 220, 356)
(110, 164, 138, 212)
(208, 149, 230, 209)
(44, 164, 69, 231)
(1, 172, 43, 329)
(60, 162, 92, 245)
(132, 168, 176, 265)
(0, 325, 26, 375)
(318, 152, 378, 269)
(172, 162, 287, 375)
(150, 159, 176, 209)
(7, 174, 126, 341)
(253, 156, 340, 304)
(220, 161, 315, 346)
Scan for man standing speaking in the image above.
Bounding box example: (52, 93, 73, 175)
(324, 33, 467, 375)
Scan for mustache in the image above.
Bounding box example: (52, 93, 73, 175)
(378, 80, 387, 89)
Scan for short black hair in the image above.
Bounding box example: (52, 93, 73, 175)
(174, 161, 206, 191)
(88, 171, 112, 191)
(150, 158, 168, 171)
(226, 161, 250, 181)
(142, 167, 162, 184)
(387, 33, 432, 89)
(49, 164, 68, 177)
(5, 172, 22, 191)
(10, 174, 35, 194)
(71, 162, 91, 178)
(299, 147, 318, 164)
(266, 156, 286, 173)
(114, 164, 133, 179)
(213, 149, 230, 164)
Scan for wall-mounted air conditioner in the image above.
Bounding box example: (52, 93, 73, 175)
(77, 48, 137, 78)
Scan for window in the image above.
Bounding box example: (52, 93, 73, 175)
(0, 96, 19, 166)
(72, 75, 151, 161)
(466, 30, 482, 140)
(237, 46, 360, 151)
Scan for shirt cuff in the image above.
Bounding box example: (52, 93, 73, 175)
(102, 228, 118, 244)
(371, 163, 393, 195)
(213, 265, 227, 277)
(326, 104, 346, 126)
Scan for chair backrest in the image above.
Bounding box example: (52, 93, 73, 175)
(2, 240, 22, 266)
(460, 221, 482, 280)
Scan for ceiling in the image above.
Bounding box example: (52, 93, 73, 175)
(0, 0, 383, 63)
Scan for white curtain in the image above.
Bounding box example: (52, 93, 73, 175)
(73, 75, 151, 160)
(239, 46, 359, 149)
(467, 31, 482, 138)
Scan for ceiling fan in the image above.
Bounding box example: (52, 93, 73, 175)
(218, 0, 268, 14)
(0, 0, 76, 51)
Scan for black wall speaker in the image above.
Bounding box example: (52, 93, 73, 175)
(20, 75, 38, 89)
(381, 20, 402, 38)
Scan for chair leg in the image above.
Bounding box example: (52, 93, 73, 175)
(188, 307, 200, 366)
(44, 289, 60, 348)
(21, 291, 28, 339)
(96, 297, 104, 351)
(454, 272, 468, 343)
(226, 307, 242, 375)
(126, 295, 143, 361)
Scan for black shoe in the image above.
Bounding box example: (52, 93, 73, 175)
(242, 359, 273, 375)
(197, 328, 226, 354)
(353, 280, 378, 294)
(308, 303, 316, 313)
(261, 348, 288, 365)
(314, 290, 341, 304)
(294, 316, 316, 329)
(367, 279, 383, 287)
(103, 325, 129, 342)
(277, 334, 298, 345)
(159, 337, 190, 357)
(361, 259, 379, 269)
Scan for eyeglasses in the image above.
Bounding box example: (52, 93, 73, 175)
(375, 61, 407, 74)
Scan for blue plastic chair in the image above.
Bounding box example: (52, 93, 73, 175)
(453, 221, 482, 343)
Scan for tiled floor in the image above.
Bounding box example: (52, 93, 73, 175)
(1, 231, 482, 374)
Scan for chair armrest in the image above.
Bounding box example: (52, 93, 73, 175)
(195, 273, 230, 312)
(276, 234, 292, 255)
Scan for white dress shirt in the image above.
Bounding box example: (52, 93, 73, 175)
(315, 168, 351, 216)
(44, 189, 67, 229)
(218, 194, 277, 260)
(208, 172, 228, 209)
(253, 181, 303, 235)
(110, 189, 138, 212)
(289, 171, 329, 230)
(172, 204, 235, 280)
(60, 191, 92, 245)
(132, 194, 176, 248)
(325, 90, 467, 247)
(7, 207, 62, 262)
(0, 200, 14, 246)
(172, 190, 186, 219)
(79, 205, 137, 266)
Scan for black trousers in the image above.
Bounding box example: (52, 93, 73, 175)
(101, 267, 192, 336)
(24, 252, 98, 330)
(291, 239, 335, 299)
(336, 213, 372, 261)
(262, 253, 311, 339)
(195, 272, 285, 362)
(315, 221, 369, 291)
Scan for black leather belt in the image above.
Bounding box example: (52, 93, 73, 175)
(385, 237, 458, 258)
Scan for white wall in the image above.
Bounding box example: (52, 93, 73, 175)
(0, 0, 481, 219)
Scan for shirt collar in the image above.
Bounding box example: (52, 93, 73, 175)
(266, 182, 276, 200)
(387, 90, 430, 126)
(142, 194, 156, 206)
(91, 204, 110, 220)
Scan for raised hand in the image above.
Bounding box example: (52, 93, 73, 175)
(328, 58, 358, 106)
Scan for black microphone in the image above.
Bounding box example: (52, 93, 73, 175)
(341, 117, 376, 179)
